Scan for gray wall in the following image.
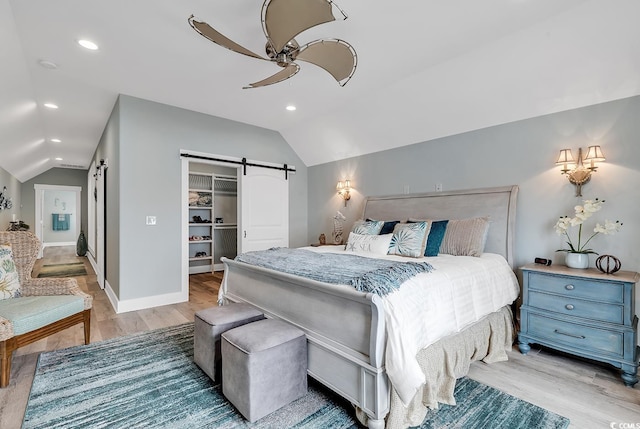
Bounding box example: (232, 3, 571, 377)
(93, 98, 121, 296)
(0, 165, 21, 228)
(21, 168, 88, 237)
(308, 95, 640, 275)
(96, 95, 307, 302)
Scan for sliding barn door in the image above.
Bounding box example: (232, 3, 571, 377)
(240, 167, 289, 252)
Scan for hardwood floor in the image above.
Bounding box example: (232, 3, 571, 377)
(0, 246, 221, 428)
(1, 246, 638, 428)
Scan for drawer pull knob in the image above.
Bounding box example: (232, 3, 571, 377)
(565, 304, 575, 310)
(554, 329, 585, 339)
(565, 284, 575, 290)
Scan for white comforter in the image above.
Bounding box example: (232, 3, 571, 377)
(305, 247, 520, 405)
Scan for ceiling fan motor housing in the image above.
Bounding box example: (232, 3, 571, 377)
(266, 39, 299, 66)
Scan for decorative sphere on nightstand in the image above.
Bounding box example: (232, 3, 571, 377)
(595, 254, 621, 274)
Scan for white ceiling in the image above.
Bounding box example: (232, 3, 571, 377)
(1, 0, 639, 182)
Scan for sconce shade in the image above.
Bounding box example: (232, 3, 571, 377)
(344, 179, 351, 189)
(584, 145, 605, 162)
(336, 181, 344, 191)
(556, 149, 575, 165)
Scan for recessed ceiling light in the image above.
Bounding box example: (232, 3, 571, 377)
(55, 157, 63, 161)
(78, 39, 99, 50)
(286, 105, 296, 111)
(38, 59, 58, 70)
(51, 138, 62, 143)
(44, 103, 59, 109)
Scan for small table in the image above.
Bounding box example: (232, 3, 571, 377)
(518, 264, 639, 387)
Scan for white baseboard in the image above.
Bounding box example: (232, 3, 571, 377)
(95, 254, 188, 314)
(43, 241, 76, 248)
(104, 282, 189, 314)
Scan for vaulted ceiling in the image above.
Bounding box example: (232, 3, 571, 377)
(1, 0, 639, 182)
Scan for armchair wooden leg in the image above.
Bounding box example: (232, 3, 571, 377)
(83, 309, 91, 345)
(1, 339, 16, 388)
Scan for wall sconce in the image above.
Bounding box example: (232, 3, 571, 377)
(336, 179, 351, 206)
(556, 145, 605, 197)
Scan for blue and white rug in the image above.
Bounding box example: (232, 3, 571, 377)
(23, 323, 569, 429)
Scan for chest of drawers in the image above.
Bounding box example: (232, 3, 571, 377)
(518, 264, 639, 386)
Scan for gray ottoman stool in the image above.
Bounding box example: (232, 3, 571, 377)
(194, 303, 264, 382)
(222, 319, 308, 422)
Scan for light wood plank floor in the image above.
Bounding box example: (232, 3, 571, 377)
(1, 246, 638, 428)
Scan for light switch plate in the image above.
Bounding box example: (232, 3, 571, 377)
(146, 216, 157, 225)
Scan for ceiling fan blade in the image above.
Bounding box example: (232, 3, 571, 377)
(262, 0, 338, 53)
(189, 15, 266, 60)
(243, 64, 301, 89)
(295, 39, 357, 86)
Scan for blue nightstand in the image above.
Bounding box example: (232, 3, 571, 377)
(518, 264, 639, 387)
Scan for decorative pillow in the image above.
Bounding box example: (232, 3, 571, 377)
(408, 218, 449, 257)
(439, 217, 490, 257)
(345, 233, 393, 255)
(351, 220, 384, 235)
(366, 218, 400, 235)
(388, 221, 431, 258)
(0, 244, 21, 300)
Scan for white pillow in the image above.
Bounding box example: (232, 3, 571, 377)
(345, 232, 393, 255)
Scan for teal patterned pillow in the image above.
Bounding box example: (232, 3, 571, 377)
(352, 220, 384, 235)
(388, 221, 431, 258)
(0, 244, 21, 300)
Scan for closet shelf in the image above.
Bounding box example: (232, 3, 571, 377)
(188, 170, 238, 274)
(214, 224, 237, 229)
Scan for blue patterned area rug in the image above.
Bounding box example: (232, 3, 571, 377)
(23, 323, 569, 429)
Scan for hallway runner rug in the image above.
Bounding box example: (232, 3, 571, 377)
(23, 323, 570, 429)
(36, 262, 87, 278)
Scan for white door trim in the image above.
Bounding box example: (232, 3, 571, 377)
(34, 184, 82, 258)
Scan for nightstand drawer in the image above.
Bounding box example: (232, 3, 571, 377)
(528, 291, 623, 324)
(527, 272, 623, 303)
(528, 313, 624, 357)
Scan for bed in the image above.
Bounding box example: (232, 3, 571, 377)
(220, 185, 519, 429)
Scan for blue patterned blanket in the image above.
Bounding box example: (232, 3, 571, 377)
(235, 248, 433, 296)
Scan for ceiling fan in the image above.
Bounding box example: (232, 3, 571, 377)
(188, 0, 357, 89)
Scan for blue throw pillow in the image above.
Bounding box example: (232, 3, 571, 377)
(424, 220, 448, 256)
(407, 219, 449, 257)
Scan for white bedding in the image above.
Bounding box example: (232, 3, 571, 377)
(304, 247, 519, 405)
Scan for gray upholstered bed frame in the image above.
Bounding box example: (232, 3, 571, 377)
(221, 185, 518, 428)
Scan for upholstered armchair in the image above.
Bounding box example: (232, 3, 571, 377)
(0, 231, 92, 387)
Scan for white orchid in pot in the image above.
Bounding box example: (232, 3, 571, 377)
(554, 198, 622, 269)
